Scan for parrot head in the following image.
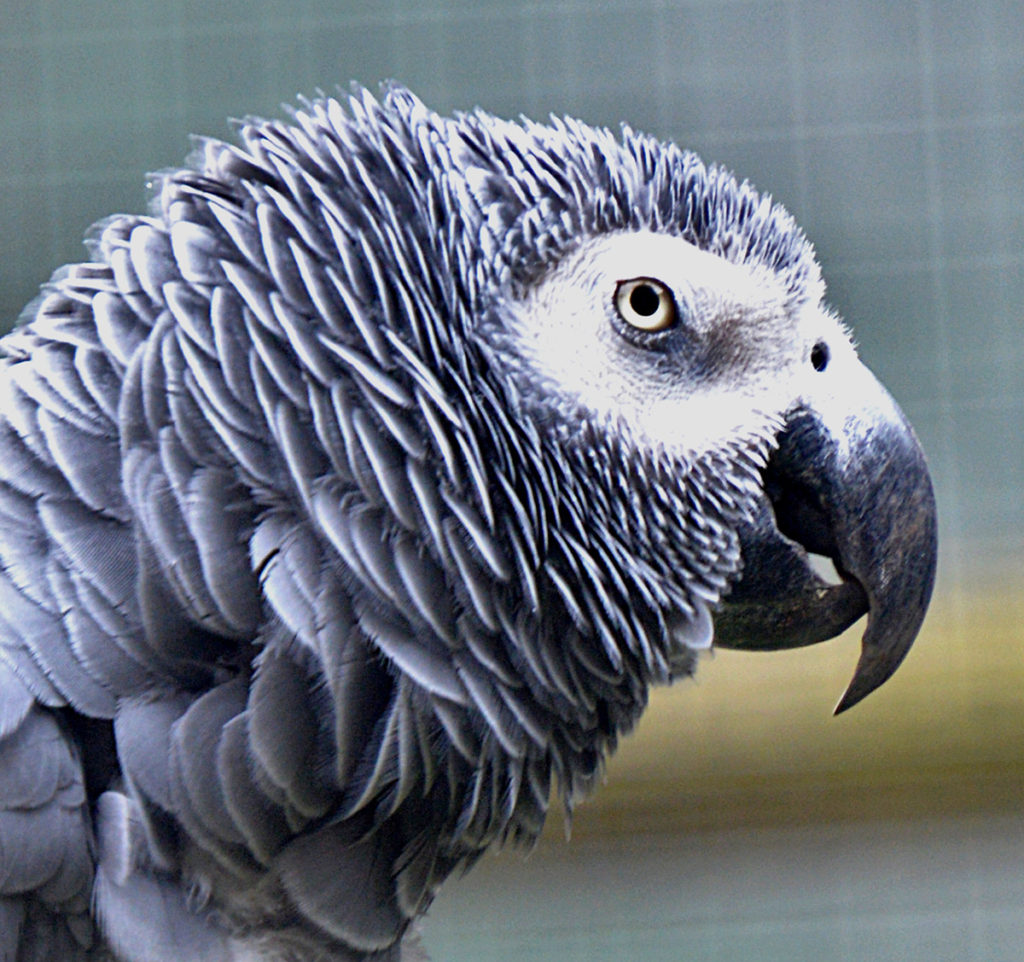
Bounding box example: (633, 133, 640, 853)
(416, 93, 938, 714)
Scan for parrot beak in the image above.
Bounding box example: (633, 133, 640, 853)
(713, 360, 937, 714)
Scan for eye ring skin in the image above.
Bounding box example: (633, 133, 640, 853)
(614, 277, 678, 332)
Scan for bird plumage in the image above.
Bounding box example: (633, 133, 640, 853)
(0, 84, 935, 960)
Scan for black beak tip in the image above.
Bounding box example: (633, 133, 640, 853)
(833, 518, 937, 716)
(833, 646, 900, 715)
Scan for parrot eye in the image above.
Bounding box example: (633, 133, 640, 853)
(614, 277, 677, 332)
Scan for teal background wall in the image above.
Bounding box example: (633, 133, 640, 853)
(2, 2, 1023, 959)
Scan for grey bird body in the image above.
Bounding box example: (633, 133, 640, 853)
(0, 86, 936, 960)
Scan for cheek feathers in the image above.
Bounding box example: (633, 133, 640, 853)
(505, 231, 817, 453)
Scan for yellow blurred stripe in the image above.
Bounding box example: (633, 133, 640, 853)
(544, 577, 1024, 841)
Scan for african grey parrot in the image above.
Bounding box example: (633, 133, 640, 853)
(0, 84, 936, 961)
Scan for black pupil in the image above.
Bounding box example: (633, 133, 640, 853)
(810, 341, 830, 372)
(629, 283, 661, 317)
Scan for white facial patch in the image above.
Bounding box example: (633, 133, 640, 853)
(509, 231, 832, 456)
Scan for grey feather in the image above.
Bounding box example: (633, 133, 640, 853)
(37, 409, 122, 513)
(128, 224, 176, 305)
(350, 408, 418, 530)
(248, 640, 334, 818)
(168, 221, 228, 289)
(29, 343, 109, 429)
(312, 606, 391, 790)
(180, 468, 260, 634)
(275, 821, 405, 952)
(3, 575, 115, 718)
(8, 357, 97, 438)
(0, 898, 25, 957)
(0, 663, 34, 739)
(173, 325, 257, 439)
(215, 713, 292, 864)
(0, 490, 48, 595)
(90, 291, 147, 369)
(219, 260, 282, 342)
(168, 678, 251, 854)
(391, 532, 457, 644)
(93, 794, 233, 962)
(0, 702, 93, 957)
(48, 572, 149, 704)
(357, 602, 467, 705)
(0, 709, 68, 811)
(37, 498, 134, 608)
(114, 695, 190, 818)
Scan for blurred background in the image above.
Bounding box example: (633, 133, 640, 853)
(1, 1, 1022, 959)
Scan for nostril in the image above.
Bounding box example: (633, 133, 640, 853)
(810, 341, 830, 372)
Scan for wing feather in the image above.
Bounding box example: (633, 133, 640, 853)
(0, 699, 93, 930)
(114, 693, 191, 816)
(37, 498, 134, 610)
(275, 822, 405, 952)
(36, 410, 123, 515)
(312, 603, 392, 790)
(216, 715, 291, 866)
(248, 640, 334, 818)
(93, 794, 233, 962)
(168, 678, 251, 854)
(0, 568, 114, 718)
